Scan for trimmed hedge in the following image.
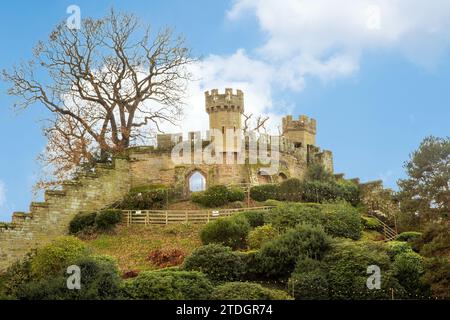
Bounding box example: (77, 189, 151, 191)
(69, 209, 122, 234)
(69, 212, 97, 234)
(192, 185, 245, 208)
(396, 232, 422, 243)
(266, 202, 362, 240)
(211, 282, 293, 300)
(30, 236, 88, 279)
(95, 209, 123, 231)
(183, 244, 244, 282)
(122, 270, 213, 300)
(247, 224, 279, 249)
(249, 179, 360, 206)
(250, 184, 280, 202)
(257, 224, 331, 278)
(117, 185, 175, 210)
(200, 216, 250, 249)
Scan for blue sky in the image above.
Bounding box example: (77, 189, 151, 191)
(0, 0, 449, 221)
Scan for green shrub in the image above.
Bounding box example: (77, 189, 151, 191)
(396, 232, 422, 243)
(191, 185, 241, 208)
(288, 258, 329, 300)
(236, 210, 266, 228)
(257, 224, 331, 278)
(228, 187, 245, 202)
(1, 251, 35, 298)
(392, 251, 429, 298)
(12, 254, 122, 300)
(386, 241, 413, 258)
(183, 244, 244, 282)
(361, 216, 382, 231)
(229, 201, 244, 208)
(335, 179, 360, 206)
(321, 202, 362, 240)
(95, 209, 123, 231)
(322, 240, 402, 300)
(117, 185, 172, 210)
(31, 236, 88, 279)
(264, 199, 283, 207)
(200, 216, 250, 249)
(122, 270, 213, 300)
(279, 178, 303, 201)
(265, 203, 323, 232)
(250, 184, 280, 202)
(69, 212, 97, 234)
(248, 225, 279, 249)
(211, 282, 293, 300)
(422, 257, 450, 299)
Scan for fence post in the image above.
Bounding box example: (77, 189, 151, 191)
(185, 211, 188, 223)
(165, 211, 168, 225)
(127, 211, 131, 227)
(207, 210, 210, 223)
(145, 211, 149, 226)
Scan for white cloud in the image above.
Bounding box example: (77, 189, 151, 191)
(165, 0, 450, 137)
(228, 0, 450, 70)
(166, 49, 288, 135)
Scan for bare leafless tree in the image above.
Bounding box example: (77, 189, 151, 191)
(243, 113, 270, 134)
(2, 9, 194, 184)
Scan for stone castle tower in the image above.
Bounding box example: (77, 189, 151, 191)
(205, 88, 244, 153)
(282, 115, 317, 147)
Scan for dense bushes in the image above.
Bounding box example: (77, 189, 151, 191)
(396, 231, 422, 243)
(116, 185, 174, 210)
(249, 178, 360, 206)
(31, 236, 88, 279)
(183, 244, 244, 282)
(288, 240, 408, 300)
(321, 202, 362, 240)
(69, 209, 122, 235)
(95, 210, 123, 231)
(361, 216, 382, 230)
(2, 246, 122, 300)
(265, 202, 362, 240)
(392, 251, 428, 298)
(200, 216, 250, 249)
(250, 184, 280, 202)
(211, 282, 293, 300)
(247, 225, 279, 249)
(192, 185, 245, 207)
(257, 224, 331, 278)
(69, 212, 97, 234)
(235, 210, 266, 228)
(122, 270, 213, 300)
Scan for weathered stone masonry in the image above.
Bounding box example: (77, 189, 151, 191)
(0, 88, 335, 271)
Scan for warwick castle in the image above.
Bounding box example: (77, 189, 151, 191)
(0, 88, 335, 271)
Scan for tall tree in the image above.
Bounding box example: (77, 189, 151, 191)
(2, 10, 193, 183)
(397, 136, 450, 227)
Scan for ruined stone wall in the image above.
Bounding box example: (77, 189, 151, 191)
(0, 159, 131, 272)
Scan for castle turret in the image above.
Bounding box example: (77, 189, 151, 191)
(205, 88, 244, 153)
(282, 115, 317, 147)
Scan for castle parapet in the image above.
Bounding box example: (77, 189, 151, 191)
(282, 115, 317, 135)
(205, 88, 244, 114)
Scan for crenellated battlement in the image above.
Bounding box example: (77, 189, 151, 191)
(282, 115, 317, 134)
(205, 88, 244, 114)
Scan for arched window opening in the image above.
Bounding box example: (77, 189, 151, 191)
(189, 171, 206, 192)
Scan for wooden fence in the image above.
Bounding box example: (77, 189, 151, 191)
(122, 206, 274, 226)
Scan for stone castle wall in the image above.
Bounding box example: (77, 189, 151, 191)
(0, 158, 131, 271)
